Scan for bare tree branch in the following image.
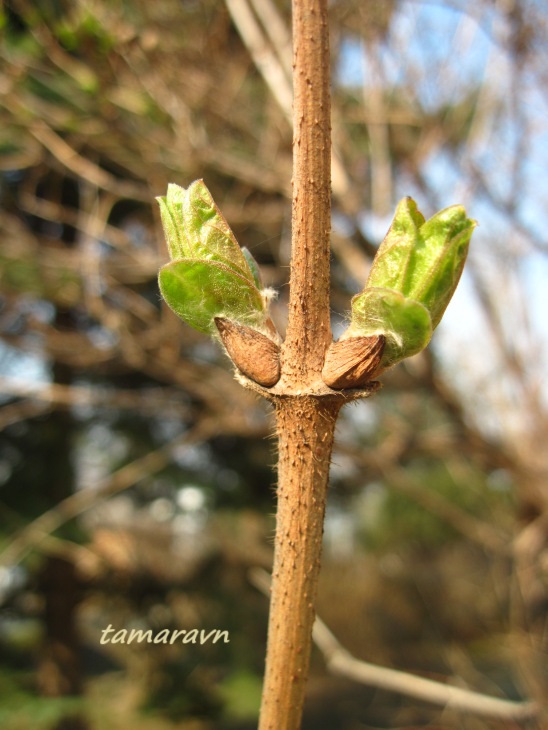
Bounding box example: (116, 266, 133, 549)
(250, 568, 539, 722)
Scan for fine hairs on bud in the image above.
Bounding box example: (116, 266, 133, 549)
(322, 335, 385, 389)
(214, 317, 281, 387)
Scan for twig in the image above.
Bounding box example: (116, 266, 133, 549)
(18, 191, 137, 252)
(225, 0, 351, 200)
(362, 43, 393, 217)
(250, 568, 539, 722)
(0, 420, 217, 568)
(249, 0, 293, 79)
(0, 376, 190, 419)
(29, 121, 149, 202)
(225, 0, 293, 122)
(0, 400, 51, 430)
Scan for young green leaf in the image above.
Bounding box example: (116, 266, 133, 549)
(159, 259, 265, 335)
(157, 180, 276, 340)
(365, 198, 425, 294)
(347, 287, 432, 364)
(345, 198, 476, 369)
(157, 180, 255, 282)
(241, 247, 264, 290)
(406, 205, 475, 328)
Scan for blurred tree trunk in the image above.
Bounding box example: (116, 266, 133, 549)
(37, 555, 82, 697)
(36, 359, 83, 699)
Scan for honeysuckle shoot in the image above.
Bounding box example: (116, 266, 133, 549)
(157, 180, 275, 337)
(344, 198, 476, 369)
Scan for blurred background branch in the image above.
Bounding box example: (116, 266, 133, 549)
(250, 568, 539, 722)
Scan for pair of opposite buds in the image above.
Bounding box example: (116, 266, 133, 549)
(157, 180, 476, 390)
(214, 316, 384, 389)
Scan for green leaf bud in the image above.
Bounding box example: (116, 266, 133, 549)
(346, 198, 476, 368)
(157, 180, 277, 341)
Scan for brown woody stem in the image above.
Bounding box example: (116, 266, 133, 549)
(258, 397, 341, 730)
(282, 0, 332, 386)
(258, 1, 335, 728)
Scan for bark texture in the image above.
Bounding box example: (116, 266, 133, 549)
(282, 0, 332, 386)
(258, 397, 341, 729)
(258, 1, 336, 728)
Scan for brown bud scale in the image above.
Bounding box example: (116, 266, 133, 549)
(215, 317, 281, 387)
(322, 335, 385, 389)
